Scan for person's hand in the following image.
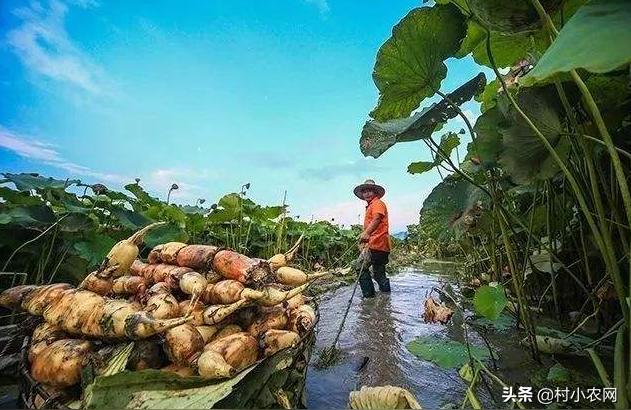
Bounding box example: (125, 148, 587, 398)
(359, 231, 370, 243)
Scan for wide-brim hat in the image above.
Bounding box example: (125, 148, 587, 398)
(353, 179, 385, 199)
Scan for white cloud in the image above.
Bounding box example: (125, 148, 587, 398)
(0, 125, 125, 184)
(303, 0, 330, 15)
(6, 0, 108, 95)
(0, 125, 225, 204)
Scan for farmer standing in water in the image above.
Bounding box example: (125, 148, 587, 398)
(354, 179, 391, 298)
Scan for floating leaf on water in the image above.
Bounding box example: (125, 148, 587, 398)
(406, 336, 490, 369)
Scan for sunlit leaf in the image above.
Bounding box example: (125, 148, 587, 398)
(407, 161, 435, 175)
(472, 29, 548, 69)
(474, 78, 500, 113)
(522, 0, 631, 86)
(369, 4, 466, 121)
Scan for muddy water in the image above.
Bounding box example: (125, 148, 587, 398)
(305, 267, 534, 409)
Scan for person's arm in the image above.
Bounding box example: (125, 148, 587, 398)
(359, 214, 383, 242)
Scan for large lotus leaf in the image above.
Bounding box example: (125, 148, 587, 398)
(144, 204, 188, 226)
(455, 20, 486, 58)
(468, 0, 561, 34)
(586, 73, 630, 109)
(53, 254, 90, 284)
(473, 284, 507, 320)
(418, 175, 486, 241)
(82, 367, 255, 409)
(73, 233, 117, 267)
(207, 208, 237, 224)
(0, 205, 56, 226)
(466, 106, 506, 168)
(522, 0, 631, 86)
(0, 187, 43, 206)
(407, 336, 490, 369)
(455, 16, 548, 68)
(361, 73, 486, 158)
(498, 86, 569, 184)
(144, 223, 189, 248)
(253, 205, 285, 221)
(408, 133, 460, 175)
(207, 193, 242, 223)
(369, 4, 466, 121)
(0, 173, 80, 192)
(59, 213, 97, 232)
(110, 207, 153, 230)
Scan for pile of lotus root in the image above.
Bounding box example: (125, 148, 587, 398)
(0, 223, 326, 399)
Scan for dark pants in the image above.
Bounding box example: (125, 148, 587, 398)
(359, 249, 391, 298)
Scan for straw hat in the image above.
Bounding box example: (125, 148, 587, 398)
(353, 179, 385, 199)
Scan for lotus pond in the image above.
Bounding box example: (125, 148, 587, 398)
(307, 268, 603, 409)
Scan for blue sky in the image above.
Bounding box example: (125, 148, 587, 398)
(0, 0, 487, 231)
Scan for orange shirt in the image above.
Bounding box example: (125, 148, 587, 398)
(364, 198, 391, 252)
